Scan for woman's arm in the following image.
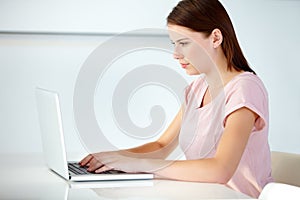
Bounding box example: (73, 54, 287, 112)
(146, 107, 257, 183)
(83, 106, 257, 180)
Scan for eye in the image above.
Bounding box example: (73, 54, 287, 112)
(179, 42, 189, 47)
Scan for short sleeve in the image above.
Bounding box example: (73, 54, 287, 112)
(224, 76, 269, 131)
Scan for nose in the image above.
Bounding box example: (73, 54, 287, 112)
(173, 49, 183, 60)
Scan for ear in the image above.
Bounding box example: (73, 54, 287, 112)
(211, 29, 223, 48)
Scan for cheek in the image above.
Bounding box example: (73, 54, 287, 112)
(185, 45, 213, 72)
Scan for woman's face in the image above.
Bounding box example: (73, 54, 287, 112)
(168, 25, 215, 76)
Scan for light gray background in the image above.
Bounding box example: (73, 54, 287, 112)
(0, 0, 299, 158)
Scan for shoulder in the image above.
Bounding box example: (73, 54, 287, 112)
(224, 72, 269, 131)
(226, 72, 268, 100)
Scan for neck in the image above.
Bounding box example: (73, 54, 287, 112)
(205, 49, 241, 89)
(205, 57, 227, 88)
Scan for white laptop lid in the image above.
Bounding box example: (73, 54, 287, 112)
(35, 87, 69, 180)
(35, 87, 153, 182)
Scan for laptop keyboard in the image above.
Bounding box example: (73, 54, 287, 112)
(68, 162, 126, 175)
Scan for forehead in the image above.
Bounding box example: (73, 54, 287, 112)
(167, 24, 206, 42)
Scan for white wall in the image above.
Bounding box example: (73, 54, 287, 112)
(1, 0, 300, 156)
(0, 0, 178, 33)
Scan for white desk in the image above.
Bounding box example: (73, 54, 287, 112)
(0, 154, 255, 199)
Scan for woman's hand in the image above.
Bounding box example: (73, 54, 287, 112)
(79, 151, 146, 173)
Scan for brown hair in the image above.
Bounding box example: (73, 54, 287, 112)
(167, 0, 256, 74)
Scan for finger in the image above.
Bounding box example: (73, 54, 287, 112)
(95, 165, 113, 174)
(87, 158, 104, 172)
(79, 154, 93, 166)
(79, 154, 92, 166)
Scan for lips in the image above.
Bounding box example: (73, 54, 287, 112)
(180, 63, 189, 69)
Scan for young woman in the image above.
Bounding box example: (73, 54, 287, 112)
(80, 0, 273, 197)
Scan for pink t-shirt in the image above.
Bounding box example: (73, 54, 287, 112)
(179, 72, 273, 198)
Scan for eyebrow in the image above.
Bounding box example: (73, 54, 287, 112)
(171, 38, 190, 44)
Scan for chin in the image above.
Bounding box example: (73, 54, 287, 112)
(186, 71, 201, 76)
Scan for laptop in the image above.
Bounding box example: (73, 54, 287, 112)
(35, 87, 153, 182)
